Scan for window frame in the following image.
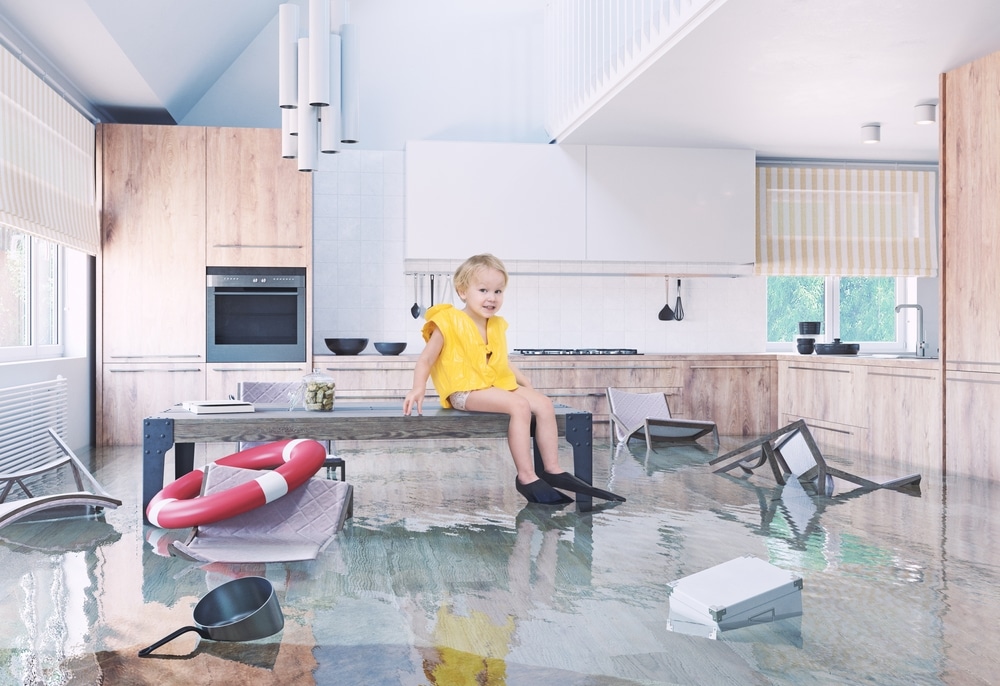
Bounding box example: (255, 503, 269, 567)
(766, 275, 916, 353)
(0, 232, 65, 362)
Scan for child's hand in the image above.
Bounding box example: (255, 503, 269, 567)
(403, 389, 424, 416)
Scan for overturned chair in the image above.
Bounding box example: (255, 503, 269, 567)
(237, 380, 346, 481)
(607, 387, 718, 452)
(709, 419, 921, 496)
(1, 378, 120, 527)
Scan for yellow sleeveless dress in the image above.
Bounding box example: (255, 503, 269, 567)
(422, 304, 518, 408)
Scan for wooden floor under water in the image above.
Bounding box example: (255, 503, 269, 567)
(0, 436, 997, 685)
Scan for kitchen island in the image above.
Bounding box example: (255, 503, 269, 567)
(141, 403, 594, 522)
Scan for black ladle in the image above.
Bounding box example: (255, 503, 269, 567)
(410, 274, 419, 319)
(658, 277, 675, 321)
(674, 279, 685, 321)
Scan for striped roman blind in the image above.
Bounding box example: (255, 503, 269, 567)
(756, 165, 938, 276)
(0, 44, 100, 255)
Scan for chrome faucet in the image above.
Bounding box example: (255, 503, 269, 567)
(895, 304, 925, 357)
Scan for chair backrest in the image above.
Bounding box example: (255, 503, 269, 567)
(237, 381, 332, 452)
(237, 381, 300, 406)
(606, 388, 672, 442)
(773, 427, 820, 478)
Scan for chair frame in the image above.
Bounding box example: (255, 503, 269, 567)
(709, 419, 921, 495)
(236, 381, 346, 481)
(0, 428, 121, 527)
(606, 387, 718, 452)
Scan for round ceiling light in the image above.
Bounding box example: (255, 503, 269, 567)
(861, 123, 881, 144)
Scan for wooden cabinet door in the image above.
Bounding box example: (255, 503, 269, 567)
(683, 361, 774, 437)
(100, 364, 205, 446)
(867, 367, 942, 475)
(945, 371, 1000, 480)
(778, 362, 863, 429)
(101, 124, 206, 362)
(205, 127, 312, 267)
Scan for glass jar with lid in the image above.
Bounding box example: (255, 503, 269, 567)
(301, 368, 335, 411)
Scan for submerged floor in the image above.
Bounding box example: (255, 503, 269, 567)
(1, 436, 998, 685)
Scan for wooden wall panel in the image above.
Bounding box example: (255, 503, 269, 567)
(942, 50, 1000, 475)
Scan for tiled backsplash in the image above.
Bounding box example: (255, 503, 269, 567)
(313, 150, 767, 356)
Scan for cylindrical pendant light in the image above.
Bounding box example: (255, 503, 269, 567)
(308, 0, 330, 106)
(281, 109, 297, 158)
(340, 22, 360, 143)
(330, 0, 345, 32)
(321, 33, 342, 154)
(861, 123, 880, 144)
(297, 38, 318, 171)
(278, 3, 299, 109)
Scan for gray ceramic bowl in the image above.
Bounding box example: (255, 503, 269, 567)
(374, 341, 407, 356)
(325, 337, 368, 355)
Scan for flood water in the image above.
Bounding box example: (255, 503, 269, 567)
(0, 436, 996, 685)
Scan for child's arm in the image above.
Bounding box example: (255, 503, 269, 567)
(509, 362, 534, 389)
(404, 327, 444, 415)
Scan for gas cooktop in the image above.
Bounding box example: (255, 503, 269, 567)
(513, 348, 640, 356)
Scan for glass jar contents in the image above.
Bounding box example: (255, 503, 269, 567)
(301, 369, 335, 411)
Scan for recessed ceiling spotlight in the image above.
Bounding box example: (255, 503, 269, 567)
(914, 103, 937, 125)
(861, 123, 881, 144)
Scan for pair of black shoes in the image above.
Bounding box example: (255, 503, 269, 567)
(515, 472, 626, 504)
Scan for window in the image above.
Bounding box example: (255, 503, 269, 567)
(767, 275, 905, 350)
(0, 227, 63, 361)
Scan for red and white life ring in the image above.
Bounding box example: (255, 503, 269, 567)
(146, 439, 327, 529)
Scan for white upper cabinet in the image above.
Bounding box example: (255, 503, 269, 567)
(585, 146, 755, 264)
(405, 141, 587, 261)
(405, 141, 755, 267)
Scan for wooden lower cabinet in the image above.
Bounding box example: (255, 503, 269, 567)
(868, 367, 942, 475)
(778, 358, 942, 473)
(99, 364, 205, 445)
(683, 361, 775, 436)
(945, 369, 1000, 480)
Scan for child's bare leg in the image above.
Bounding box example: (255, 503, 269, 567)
(463, 387, 546, 483)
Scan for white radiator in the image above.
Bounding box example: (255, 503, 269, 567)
(0, 376, 68, 475)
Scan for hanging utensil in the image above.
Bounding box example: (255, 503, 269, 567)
(658, 276, 675, 321)
(430, 274, 435, 309)
(410, 274, 420, 319)
(674, 279, 685, 321)
(418, 275, 427, 318)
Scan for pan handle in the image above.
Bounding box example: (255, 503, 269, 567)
(138, 625, 211, 657)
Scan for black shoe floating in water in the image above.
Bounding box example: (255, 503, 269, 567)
(515, 477, 574, 504)
(540, 471, 626, 502)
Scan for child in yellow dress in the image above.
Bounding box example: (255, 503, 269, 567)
(403, 254, 624, 504)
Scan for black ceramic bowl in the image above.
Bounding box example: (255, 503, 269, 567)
(798, 321, 822, 335)
(796, 338, 815, 355)
(325, 337, 368, 355)
(374, 341, 407, 356)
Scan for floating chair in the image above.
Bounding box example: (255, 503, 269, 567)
(708, 419, 921, 496)
(1, 428, 121, 527)
(237, 381, 346, 481)
(606, 387, 718, 452)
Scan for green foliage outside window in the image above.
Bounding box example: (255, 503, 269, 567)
(839, 277, 896, 342)
(767, 276, 824, 342)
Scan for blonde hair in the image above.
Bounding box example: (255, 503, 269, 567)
(453, 253, 508, 294)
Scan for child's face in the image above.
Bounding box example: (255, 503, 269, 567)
(459, 267, 506, 319)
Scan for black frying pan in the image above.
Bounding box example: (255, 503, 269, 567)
(138, 576, 284, 657)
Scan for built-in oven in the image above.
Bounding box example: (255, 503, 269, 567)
(206, 266, 306, 363)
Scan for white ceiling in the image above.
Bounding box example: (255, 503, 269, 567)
(2, 0, 999, 162)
